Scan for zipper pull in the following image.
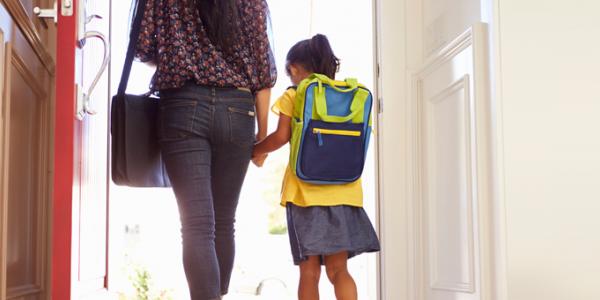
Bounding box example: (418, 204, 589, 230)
(317, 130, 324, 146)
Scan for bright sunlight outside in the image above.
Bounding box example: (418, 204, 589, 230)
(108, 1, 377, 299)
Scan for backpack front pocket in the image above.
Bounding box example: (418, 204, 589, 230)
(298, 120, 365, 183)
(312, 128, 361, 146)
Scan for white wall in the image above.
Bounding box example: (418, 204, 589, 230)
(493, 1, 600, 299)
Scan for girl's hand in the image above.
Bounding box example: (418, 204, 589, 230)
(252, 153, 268, 167)
(252, 144, 267, 167)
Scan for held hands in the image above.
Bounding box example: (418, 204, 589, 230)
(251, 114, 291, 168)
(252, 152, 268, 167)
(251, 147, 267, 167)
(252, 133, 267, 167)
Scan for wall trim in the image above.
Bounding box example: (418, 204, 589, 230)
(471, 20, 505, 300)
(0, 0, 56, 75)
(372, 0, 384, 298)
(488, 0, 509, 298)
(375, 0, 410, 299)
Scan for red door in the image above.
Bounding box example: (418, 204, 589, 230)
(53, 0, 111, 298)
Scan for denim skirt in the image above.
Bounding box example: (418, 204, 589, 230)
(286, 203, 381, 265)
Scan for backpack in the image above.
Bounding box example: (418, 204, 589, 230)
(289, 73, 373, 184)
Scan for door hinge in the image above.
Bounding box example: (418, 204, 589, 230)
(62, 0, 74, 16)
(378, 97, 383, 114)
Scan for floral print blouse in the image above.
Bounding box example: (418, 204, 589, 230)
(135, 0, 277, 92)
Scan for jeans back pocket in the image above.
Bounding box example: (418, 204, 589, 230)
(228, 106, 255, 147)
(159, 100, 198, 141)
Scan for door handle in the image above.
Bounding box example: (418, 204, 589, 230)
(76, 31, 110, 120)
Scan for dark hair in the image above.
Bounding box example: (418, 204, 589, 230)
(195, 0, 241, 53)
(286, 34, 340, 79)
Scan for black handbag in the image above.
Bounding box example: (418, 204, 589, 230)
(111, 0, 171, 187)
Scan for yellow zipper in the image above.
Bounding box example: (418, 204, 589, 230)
(313, 128, 361, 137)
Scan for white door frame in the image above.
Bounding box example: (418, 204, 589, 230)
(373, 0, 411, 299)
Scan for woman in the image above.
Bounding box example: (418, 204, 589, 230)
(134, 0, 277, 299)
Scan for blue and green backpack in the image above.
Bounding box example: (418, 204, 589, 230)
(289, 73, 373, 184)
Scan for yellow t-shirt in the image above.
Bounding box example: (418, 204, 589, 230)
(271, 88, 363, 208)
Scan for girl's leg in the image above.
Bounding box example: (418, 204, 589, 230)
(299, 256, 321, 300)
(324, 251, 357, 300)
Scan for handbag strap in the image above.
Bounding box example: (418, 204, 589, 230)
(117, 0, 149, 97)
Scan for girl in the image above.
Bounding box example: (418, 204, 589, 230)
(252, 34, 380, 300)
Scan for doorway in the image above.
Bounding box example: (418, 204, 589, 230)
(107, 0, 378, 299)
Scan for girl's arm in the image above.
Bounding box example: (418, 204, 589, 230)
(254, 88, 271, 141)
(253, 114, 292, 160)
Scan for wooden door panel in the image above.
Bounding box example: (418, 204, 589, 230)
(5, 48, 47, 300)
(12, 33, 47, 78)
(7, 52, 40, 292)
(0, 0, 54, 299)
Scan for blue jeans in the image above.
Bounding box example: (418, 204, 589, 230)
(158, 83, 255, 300)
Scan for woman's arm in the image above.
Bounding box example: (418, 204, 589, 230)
(254, 88, 271, 141)
(253, 114, 292, 159)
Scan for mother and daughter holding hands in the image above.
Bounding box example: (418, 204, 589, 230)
(134, 0, 380, 299)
